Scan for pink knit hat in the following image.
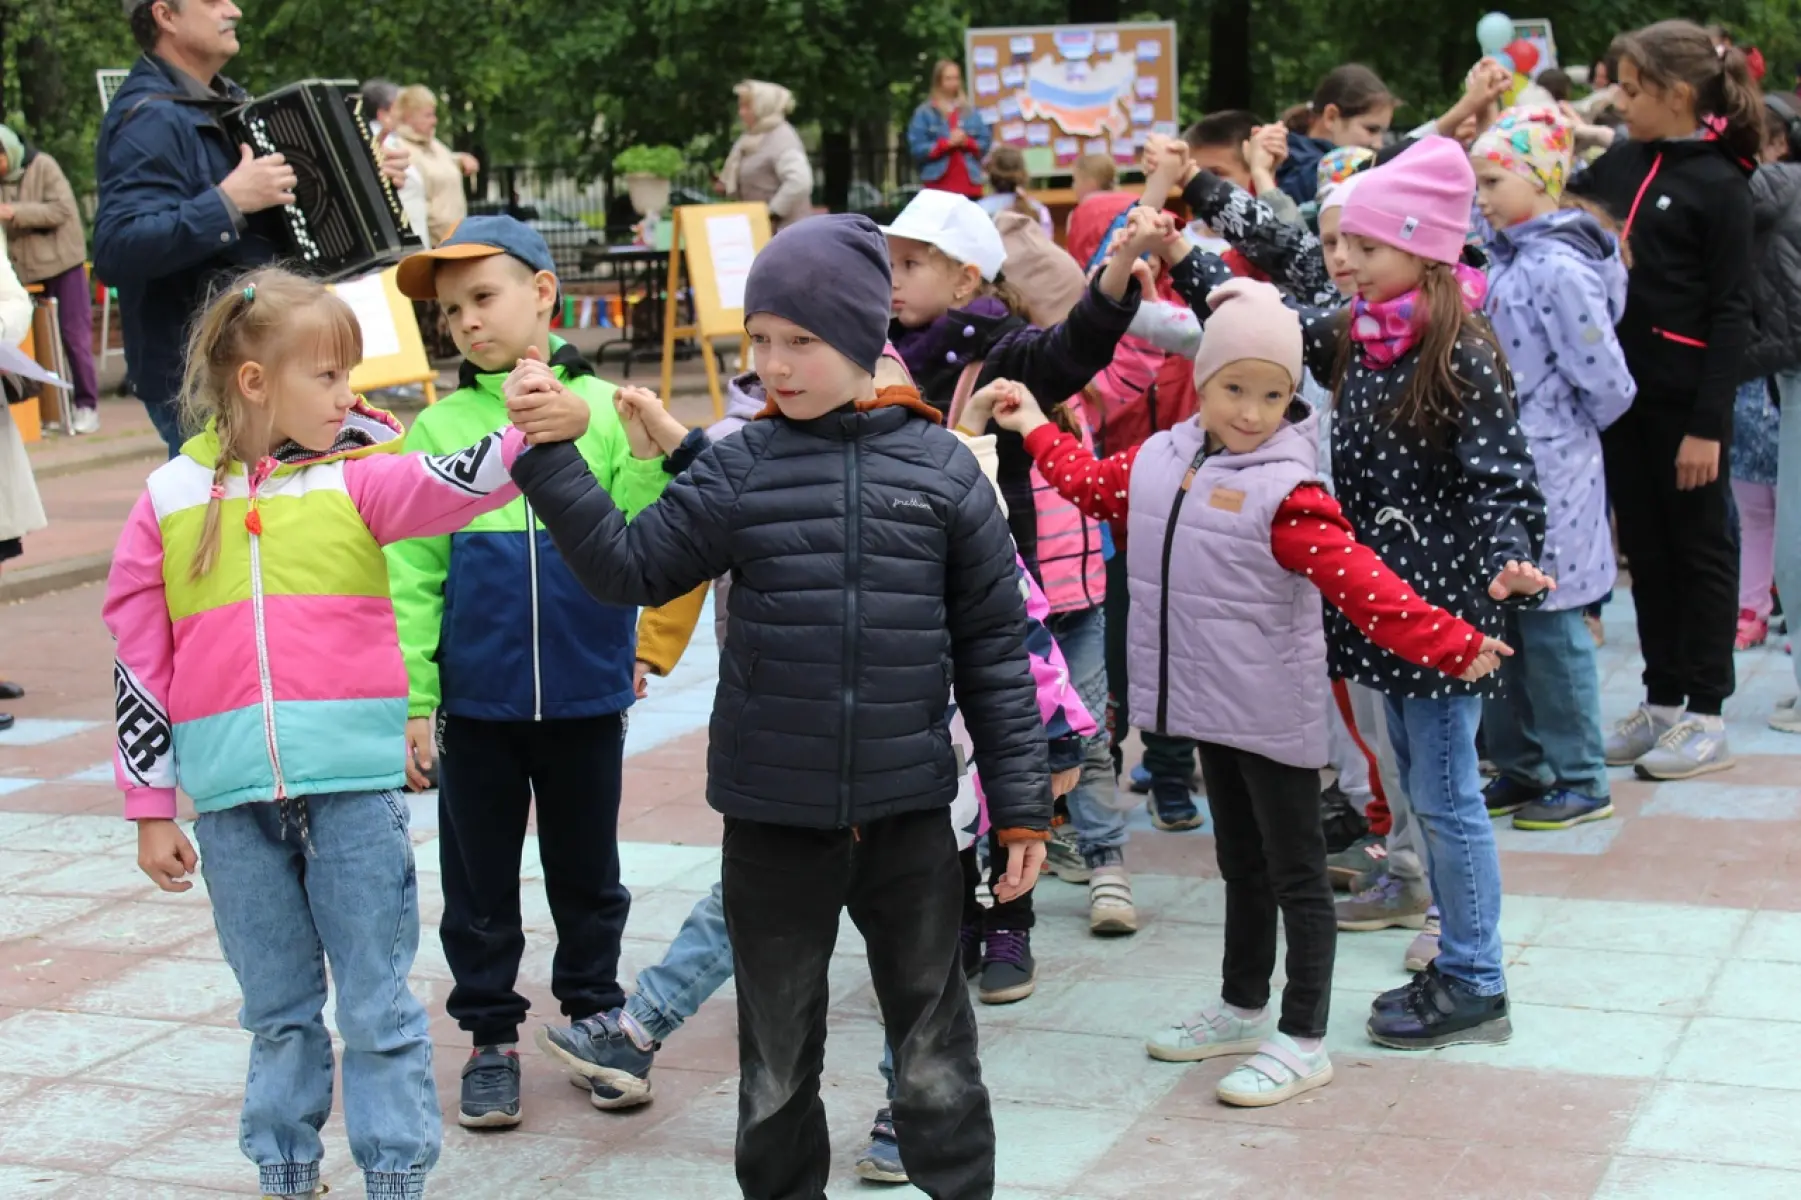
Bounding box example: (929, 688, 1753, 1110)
(1191, 278, 1303, 390)
(1337, 136, 1475, 266)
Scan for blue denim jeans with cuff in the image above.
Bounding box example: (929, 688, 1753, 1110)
(197, 791, 440, 1199)
(1482, 607, 1610, 800)
(624, 882, 735, 1042)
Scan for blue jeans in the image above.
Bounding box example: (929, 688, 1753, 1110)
(196, 793, 440, 1198)
(624, 882, 735, 1042)
(1776, 371, 1801, 695)
(1045, 605, 1127, 861)
(1382, 696, 1506, 997)
(1482, 608, 1610, 800)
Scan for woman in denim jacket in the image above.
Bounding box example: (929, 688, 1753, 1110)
(907, 59, 992, 198)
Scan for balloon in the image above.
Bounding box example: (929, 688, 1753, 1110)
(1490, 51, 1515, 75)
(1477, 12, 1514, 54)
(1503, 38, 1540, 75)
(1504, 71, 1528, 104)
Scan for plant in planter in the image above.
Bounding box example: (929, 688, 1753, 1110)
(614, 145, 684, 217)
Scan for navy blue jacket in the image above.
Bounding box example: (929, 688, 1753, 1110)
(93, 56, 279, 417)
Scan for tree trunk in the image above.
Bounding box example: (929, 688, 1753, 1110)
(1066, 0, 1121, 23)
(1206, 0, 1253, 110)
(820, 126, 852, 212)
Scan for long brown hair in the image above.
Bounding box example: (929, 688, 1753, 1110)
(984, 145, 1041, 220)
(179, 267, 364, 580)
(1283, 64, 1395, 135)
(1335, 263, 1511, 447)
(1612, 20, 1763, 162)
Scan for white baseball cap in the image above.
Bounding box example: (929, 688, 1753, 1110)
(881, 189, 1008, 282)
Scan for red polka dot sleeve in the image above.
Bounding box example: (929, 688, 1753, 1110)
(1270, 485, 1484, 678)
(1022, 423, 1140, 524)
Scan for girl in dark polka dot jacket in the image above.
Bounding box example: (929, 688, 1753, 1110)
(1163, 137, 1553, 1052)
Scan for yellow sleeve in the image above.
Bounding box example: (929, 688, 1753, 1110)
(635, 583, 709, 676)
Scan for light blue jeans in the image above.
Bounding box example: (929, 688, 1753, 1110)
(1382, 696, 1506, 997)
(1775, 371, 1801, 695)
(196, 792, 439, 1198)
(1045, 605, 1128, 861)
(1482, 607, 1610, 800)
(624, 882, 735, 1042)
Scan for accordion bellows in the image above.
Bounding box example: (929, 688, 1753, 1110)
(225, 79, 421, 281)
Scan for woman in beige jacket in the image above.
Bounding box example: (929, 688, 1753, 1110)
(0, 228, 43, 730)
(391, 86, 479, 246)
(0, 125, 97, 434)
(718, 81, 813, 229)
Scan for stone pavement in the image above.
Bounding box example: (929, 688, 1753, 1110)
(5, 572, 1801, 1196)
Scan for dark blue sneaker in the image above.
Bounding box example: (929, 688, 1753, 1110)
(458, 1045, 521, 1128)
(1512, 788, 1614, 831)
(1482, 776, 1546, 818)
(1366, 962, 1511, 1049)
(978, 928, 1037, 1004)
(536, 1011, 655, 1110)
(853, 1106, 909, 1184)
(1148, 781, 1203, 831)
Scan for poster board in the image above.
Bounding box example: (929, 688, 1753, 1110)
(1512, 19, 1559, 75)
(661, 203, 772, 420)
(965, 23, 1179, 178)
(331, 267, 437, 404)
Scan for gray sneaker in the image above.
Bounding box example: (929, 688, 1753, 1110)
(1633, 718, 1735, 781)
(1045, 823, 1091, 883)
(1336, 869, 1432, 931)
(1404, 911, 1441, 972)
(1604, 705, 1679, 766)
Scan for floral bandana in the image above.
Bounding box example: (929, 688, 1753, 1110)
(1314, 145, 1376, 203)
(1349, 264, 1490, 368)
(1470, 106, 1573, 200)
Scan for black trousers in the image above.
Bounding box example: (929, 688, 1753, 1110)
(723, 809, 994, 1200)
(1195, 741, 1337, 1039)
(970, 828, 1033, 932)
(1103, 543, 1197, 781)
(437, 713, 630, 1046)
(1602, 398, 1739, 714)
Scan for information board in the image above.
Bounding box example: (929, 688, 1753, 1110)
(660, 203, 772, 420)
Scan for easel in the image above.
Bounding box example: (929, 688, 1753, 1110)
(660, 203, 772, 420)
(332, 267, 439, 404)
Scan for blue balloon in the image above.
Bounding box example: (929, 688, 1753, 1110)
(1490, 50, 1515, 75)
(1477, 11, 1514, 53)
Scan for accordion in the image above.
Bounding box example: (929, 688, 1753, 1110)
(224, 79, 420, 281)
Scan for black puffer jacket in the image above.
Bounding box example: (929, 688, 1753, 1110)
(510, 395, 1051, 832)
(1745, 162, 1801, 383)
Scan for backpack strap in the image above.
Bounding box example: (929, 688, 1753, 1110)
(946, 361, 985, 432)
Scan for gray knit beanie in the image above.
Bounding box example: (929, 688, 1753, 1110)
(743, 214, 891, 375)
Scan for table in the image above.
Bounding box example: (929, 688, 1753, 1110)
(592, 246, 697, 377)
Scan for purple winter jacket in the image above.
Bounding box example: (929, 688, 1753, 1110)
(1125, 409, 1330, 769)
(1483, 210, 1635, 611)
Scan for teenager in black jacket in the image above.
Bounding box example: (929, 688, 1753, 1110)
(1566, 20, 1762, 780)
(506, 214, 1049, 1200)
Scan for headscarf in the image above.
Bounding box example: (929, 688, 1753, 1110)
(0, 125, 23, 184)
(1470, 106, 1574, 200)
(1314, 145, 1375, 203)
(721, 81, 797, 198)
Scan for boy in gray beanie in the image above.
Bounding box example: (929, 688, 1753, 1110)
(506, 211, 1052, 1198)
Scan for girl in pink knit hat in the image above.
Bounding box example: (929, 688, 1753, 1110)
(1161, 136, 1555, 1052)
(965, 241, 1508, 1106)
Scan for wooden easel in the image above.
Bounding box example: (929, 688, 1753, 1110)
(660, 203, 772, 420)
(333, 267, 438, 405)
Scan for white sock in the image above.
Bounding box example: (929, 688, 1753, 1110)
(1224, 1001, 1267, 1022)
(1646, 704, 1684, 724)
(1693, 713, 1726, 731)
(1289, 1035, 1325, 1054)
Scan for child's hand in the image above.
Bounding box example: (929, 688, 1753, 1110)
(993, 838, 1048, 904)
(1051, 767, 1080, 799)
(1675, 436, 1721, 490)
(614, 386, 680, 459)
(633, 660, 653, 700)
(987, 380, 1049, 436)
(1243, 127, 1282, 183)
(1488, 560, 1556, 600)
(1129, 255, 1159, 295)
(1252, 123, 1289, 168)
(404, 716, 434, 792)
(1457, 635, 1514, 683)
(1142, 134, 1187, 181)
(1122, 207, 1175, 258)
(505, 346, 592, 445)
(137, 819, 198, 892)
(958, 378, 1014, 434)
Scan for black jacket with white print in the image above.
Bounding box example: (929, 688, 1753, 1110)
(1168, 250, 1548, 698)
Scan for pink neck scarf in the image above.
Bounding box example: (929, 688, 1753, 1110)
(1349, 264, 1489, 369)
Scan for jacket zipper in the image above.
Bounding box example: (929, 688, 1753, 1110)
(1652, 327, 1709, 348)
(246, 476, 287, 799)
(525, 498, 543, 721)
(1620, 150, 1664, 248)
(838, 439, 861, 828)
(1155, 445, 1213, 735)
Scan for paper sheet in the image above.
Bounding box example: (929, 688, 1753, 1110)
(333, 272, 401, 361)
(0, 339, 66, 388)
(706, 213, 758, 311)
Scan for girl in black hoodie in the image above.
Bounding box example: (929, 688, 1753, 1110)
(1566, 20, 1762, 781)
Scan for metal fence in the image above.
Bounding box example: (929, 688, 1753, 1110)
(473, 146, 921, 283)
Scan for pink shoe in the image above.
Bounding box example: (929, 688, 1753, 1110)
(1736, 609, 1769, 651)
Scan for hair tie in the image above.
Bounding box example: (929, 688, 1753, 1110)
(242, 283, 256, 303)
(209, 483, 225, 500)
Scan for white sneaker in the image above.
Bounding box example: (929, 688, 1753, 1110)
(1604, 704, 1679, 766)
(1634, 718, 1734, 780)
(1771, 698, 1801, 734)
(71, 407, 100, 435)
(1216, 1033, 1334, 1107)
(1145, 1000, 1272, 1062)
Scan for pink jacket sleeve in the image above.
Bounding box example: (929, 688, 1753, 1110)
(103, 493, 180, 821)
(344, 426, 529, 545)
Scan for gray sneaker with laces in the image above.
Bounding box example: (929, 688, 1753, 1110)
(1404, 910, 1441, 972)
(1604, 705, 1678, 766)
(1335, 869, 1431, 931)
(1633, 717, 1734, 781)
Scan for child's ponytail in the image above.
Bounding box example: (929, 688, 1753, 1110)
(1715, 46, 1766, 161)
(1613, 20, 1765, 164)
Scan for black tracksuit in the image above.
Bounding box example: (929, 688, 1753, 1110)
(1569, 136, 1755, 713)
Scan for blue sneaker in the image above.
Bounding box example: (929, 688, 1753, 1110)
(1148, 781, 1203, 831)
(853, 1106, 909, 1183)
(536, 1010, 655, 1110)
(1128, 763, 1154, 793)
(1512, 788, 1614, 831)
(1482, 776, 1545, 818)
